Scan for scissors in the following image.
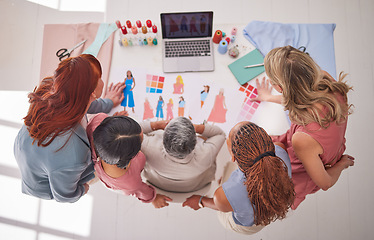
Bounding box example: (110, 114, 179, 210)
(56, 39, 87, 61)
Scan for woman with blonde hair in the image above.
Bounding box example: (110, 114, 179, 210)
(183, 121, 294, 235)
(252, 45, 355, 209)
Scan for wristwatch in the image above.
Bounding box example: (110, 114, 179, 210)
(198, 195, 205, 208)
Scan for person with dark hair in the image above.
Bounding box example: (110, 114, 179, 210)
(86, 113, 172, 208)
(140, 117, 226, 193)
(183, 121, 295, 235)
(14, 54, 124, 203)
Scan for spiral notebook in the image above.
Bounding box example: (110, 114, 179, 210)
(228, 48, 265, 85)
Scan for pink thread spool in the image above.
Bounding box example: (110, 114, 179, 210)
(120, 26, 127, 35)
(146, 20, 152, 28)
(152, 25, 158, 33)
(126, 20, 132, 28)
(231, 27, 237, 35)
(136, 20, 142, 28)
(131, 25, 138, 34)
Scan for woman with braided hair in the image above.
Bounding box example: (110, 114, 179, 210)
(183, 121, 294, 235)
(251, 45, 355, 209)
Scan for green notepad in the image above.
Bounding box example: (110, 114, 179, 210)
(228, 48, 265, 85)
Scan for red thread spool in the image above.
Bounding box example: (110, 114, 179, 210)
(126, 20, 132, 28)
(225, 37, 230, 44)
(212, 30, 222, 44)
(146, 20, 152, 28)
(120, 26, 127, 34)
(136, 20, 142, 28)
(115, 20, 122, 29)
(152, 25, 158, 33)
(131, 25, 138, 34)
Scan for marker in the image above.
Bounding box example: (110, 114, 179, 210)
(244, 63, 264, 68)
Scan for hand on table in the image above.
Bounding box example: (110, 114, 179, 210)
(104, 82, 126, 107)
(250, 77, 273, 102)
(152, 194, 173, 209)
(182, 195, 202, 211)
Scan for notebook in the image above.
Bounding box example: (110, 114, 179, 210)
(228, 48, 265, 85)
(160, 11, 214, 73)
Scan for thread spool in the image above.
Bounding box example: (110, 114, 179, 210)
(126, 20, 132, 28)
(115, 20, 122, 29)
(222, 32, 226, 37)
(120, 26, 127, 35)
(121, 37, 128, 46)
(231, 35, 236, 43)
(147, 37, 153, 45)
(146, 20, 152, 28)
(141, 25, 148, 34)
(131, 26, 138, 34)
(231, 27, 237, 35)
(153, 37, 158, 45)
(225, 37, 231, 45)
(218, 39, 228, 54)
(128, 39, 133, 46)
(212, 30, 222, 44)
(143, 38, 148, 45)
(152, 25, 158, 33)
(136, 20, 142, 28)
(138, 38, 143, 45)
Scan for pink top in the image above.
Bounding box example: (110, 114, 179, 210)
(86, 113, 156, 203)
(273, 95, 347, 209)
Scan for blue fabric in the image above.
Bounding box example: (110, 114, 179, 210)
(222, 145, 292, 226)
(121, 78, 135, 108)
(243, 21, 337, 79)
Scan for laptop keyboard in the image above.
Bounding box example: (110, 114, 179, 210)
(165, 40, 211, 58)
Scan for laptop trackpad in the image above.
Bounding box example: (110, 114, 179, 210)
(178, 58, 200, 72)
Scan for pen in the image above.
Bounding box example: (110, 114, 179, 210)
(244, 63, 264, 68)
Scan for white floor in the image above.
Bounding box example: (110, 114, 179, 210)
(1, 0, 374, 239)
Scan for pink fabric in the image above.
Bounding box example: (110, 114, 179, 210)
(273, 95, 347, 209)
(40, 23, 115, 96)
(86, 113, 156, 203)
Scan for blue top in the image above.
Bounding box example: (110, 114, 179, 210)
(222, 145, 292, 226)
(13, 99, 112, 203)
(179, 100, 185, 108)
(201, 92, 208, 102)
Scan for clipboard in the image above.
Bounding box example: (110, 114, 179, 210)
(228, 48, 265, 85)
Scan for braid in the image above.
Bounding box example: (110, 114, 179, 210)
(231, 122, 295, 226)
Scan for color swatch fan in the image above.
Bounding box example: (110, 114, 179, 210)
(237, 83, 260, 121)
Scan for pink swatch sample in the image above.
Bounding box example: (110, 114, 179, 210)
(237, 83, 260, 121)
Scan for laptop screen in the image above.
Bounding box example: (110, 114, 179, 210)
(160, 11, 213, 39)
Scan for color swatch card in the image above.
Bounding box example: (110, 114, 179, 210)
(237, 83, 260, 121)
(146, 74, 165, 93)
(228, 48, 265, 85)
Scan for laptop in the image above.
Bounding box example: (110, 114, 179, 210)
(160, 11, 214, 73)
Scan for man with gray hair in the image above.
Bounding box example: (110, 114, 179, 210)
(139, 117, 226, 192)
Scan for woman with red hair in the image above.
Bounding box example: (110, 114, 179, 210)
(14, 54, 124, 203)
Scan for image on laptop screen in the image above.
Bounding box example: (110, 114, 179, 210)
(161, 12, 213, 39)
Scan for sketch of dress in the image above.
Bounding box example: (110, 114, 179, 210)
(166, 102, 174, 120)
(143, 99, 154, 120)
(207, 94, 227, 123)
